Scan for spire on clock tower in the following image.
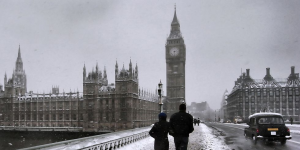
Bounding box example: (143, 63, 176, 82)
(169, 7, 182, 39)
(171, 6, 179, 26)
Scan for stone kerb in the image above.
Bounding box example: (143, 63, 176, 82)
(19, 126, 151, 150)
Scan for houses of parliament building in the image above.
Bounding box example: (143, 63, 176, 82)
(0, 46, 160, 132)
(0, 9, 187, 132)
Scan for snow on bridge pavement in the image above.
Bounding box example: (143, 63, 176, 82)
(122, 123, 230, 150)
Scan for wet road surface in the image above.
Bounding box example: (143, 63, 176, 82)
(205, 122, 300, 150)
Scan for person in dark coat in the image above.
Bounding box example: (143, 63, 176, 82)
(197, 118, 200, 126)
(290, 117, 293, 125)
(170, 104, 194, 150)
(193, 119, 197, 126)
(149, 112, 172, 150)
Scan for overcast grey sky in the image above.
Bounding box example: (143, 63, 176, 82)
(1, 0, 300, 110)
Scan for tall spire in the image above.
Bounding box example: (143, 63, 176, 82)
(129, 58, 132, 68)
(115, 59, 118, 68)
(135, 63, 138, 79)
(83, 63, 86, 81)
(95, 62, 99, 80)
(171, 4, 179, 26)
(129, 58, 132, 77)
(96, 62, 99, 72)
(15, 45, 23, 72)
(115, 59, 119, 79)
(18, 45, 21, 58)
(4, 72, 7, 87)
(168, 6, 182, 39)
(104, 66, 107, 79)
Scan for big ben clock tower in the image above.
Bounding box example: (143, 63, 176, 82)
(165, 8, 186, 116)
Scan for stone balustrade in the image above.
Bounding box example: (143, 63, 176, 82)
(20, 126, 151, 150)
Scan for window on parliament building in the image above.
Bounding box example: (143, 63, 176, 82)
(289, 88, 293, 96)
(282, 88, 286, 96)
(276, 90, 280, 96)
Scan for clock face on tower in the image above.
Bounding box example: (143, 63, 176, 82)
(169, 47, 179, 56)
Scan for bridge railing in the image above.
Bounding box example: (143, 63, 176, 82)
(19, 126, 151, 150)
(0, 126, 83, 132)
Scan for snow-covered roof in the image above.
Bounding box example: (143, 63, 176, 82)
(249, 112, 282, 119)
(229, 77, 300, 95)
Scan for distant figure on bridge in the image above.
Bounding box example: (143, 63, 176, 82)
(193, 119, 197, 126)
(290, 117, 293, 125)
(170, 104, 194, 150)
(197, 118, 200, 126)
(149, 112, 173, 150)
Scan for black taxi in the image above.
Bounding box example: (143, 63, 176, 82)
(244, 112, 292, 145)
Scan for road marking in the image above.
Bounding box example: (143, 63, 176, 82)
(288, 140, 300, 145)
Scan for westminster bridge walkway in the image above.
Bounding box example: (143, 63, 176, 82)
(18, 123, 231, 150)
(19, 126, 150, 150)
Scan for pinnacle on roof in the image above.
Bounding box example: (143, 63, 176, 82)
(122, 64, 125, 71)
(104, 66, 107, 78)
(16, 45, 22, 63)
(18, 45, 21, 58)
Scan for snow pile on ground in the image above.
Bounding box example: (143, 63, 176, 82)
(290, 130, 300, 134)
(189, 123, 230, 150)
(286, 124, 300, 128)
(122, 123, 230, 150)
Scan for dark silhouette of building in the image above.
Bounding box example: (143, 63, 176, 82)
(227, 67, 300, 122)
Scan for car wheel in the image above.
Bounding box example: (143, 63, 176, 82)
(252, 135, 257, 145)
(281, 139, 286, 145)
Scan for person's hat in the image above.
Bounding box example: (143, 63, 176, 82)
(158, 112, 167, 119)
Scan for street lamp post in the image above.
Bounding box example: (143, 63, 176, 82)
(158, 80, 163, 113)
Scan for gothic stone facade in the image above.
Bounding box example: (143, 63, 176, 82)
(82, 61, 159, 132)
(227, 67, 300, 122)
(0, 47, 159, 132)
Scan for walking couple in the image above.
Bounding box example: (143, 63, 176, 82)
(149, 104, 194, 150)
